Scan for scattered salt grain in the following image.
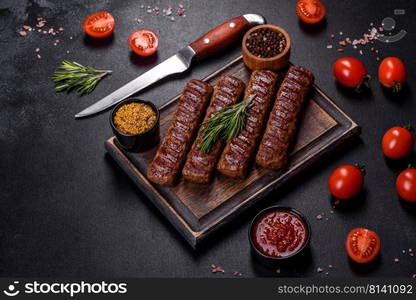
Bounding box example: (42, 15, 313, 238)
(394, 258, 400, 263)
(328, 264, 333, 269)
(339, 31, 343, 35)
(330, 34, 335, 39)
(326, 45, 333, 49)
(233, 271, 242, 276)
(36, 54, 41, 59)
(35, 48, 40, 52)
(316, 214, 323, 220)
(137, 18, 144, 24)
(359, 50, 363, 55)
(177, 7, 185, 16)
(138, 4, 186, 22)
(317, 267, 323, 273)
(276, 268, 281, 274)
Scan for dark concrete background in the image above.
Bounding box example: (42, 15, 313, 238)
(1, 0, 415, 277)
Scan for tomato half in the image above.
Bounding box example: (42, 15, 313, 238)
(296, 0, 326, 24)
(83, 11, 115, 38)
(333, 57, 370, 91)
(382, 126, 414, 159)
(128, 29, 159, 56)
(378, 57, 406, 92)
(328, 164, 364, 199)
(396, 168, 416, 202)
(346, 228, 381, 264)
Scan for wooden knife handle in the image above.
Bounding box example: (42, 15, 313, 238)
(189, 15, 265, 60)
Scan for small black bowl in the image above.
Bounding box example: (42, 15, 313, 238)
(110, 98, 160, 152)
(248, 206, 311, 268)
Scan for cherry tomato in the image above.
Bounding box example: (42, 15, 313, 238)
(396, 168, 416, 202)
(83, 11, 115, 38)
(382, 126, 414, 159)
(378, 57, 406, 92)
(346, 228, 381, 264)
(333, 57, 370, 91)
(328, 164, 364, 199)
(128, 29, 159, 56)
(296, 0, 326, 24)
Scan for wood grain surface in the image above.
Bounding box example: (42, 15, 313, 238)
(105, 56, 360, 247)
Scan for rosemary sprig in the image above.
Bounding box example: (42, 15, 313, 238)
(199, 95, 254, 153)
(52, 60, 112, 94)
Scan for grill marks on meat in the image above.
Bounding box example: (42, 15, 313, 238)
(147, 80, 213, 186)
(182, 76, 246, 183)
(256, 65, 314, 169)
(217, 70, 278, 178)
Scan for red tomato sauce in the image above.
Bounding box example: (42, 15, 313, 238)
(251, 209, 308, 258)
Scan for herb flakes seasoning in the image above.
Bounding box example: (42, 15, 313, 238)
(246, 28, 286, 58)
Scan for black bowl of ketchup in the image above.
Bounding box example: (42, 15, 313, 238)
(249, 206, 311, 267)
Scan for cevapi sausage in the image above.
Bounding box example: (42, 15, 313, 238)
(217, 70, 278, 178)
(182, 75, 245, 183)
(147, 80, 213, 186)
(256, 65, 314, 169)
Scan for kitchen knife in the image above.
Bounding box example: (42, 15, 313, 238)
(75, 14, 266, 118)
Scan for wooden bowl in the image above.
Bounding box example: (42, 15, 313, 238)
(242, 24, 291, 71)
(110, 98, 160, 152)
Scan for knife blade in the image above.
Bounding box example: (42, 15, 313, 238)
(75, 14, 265, 118)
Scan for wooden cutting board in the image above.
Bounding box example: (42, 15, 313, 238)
(105, 56, 361, 248)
